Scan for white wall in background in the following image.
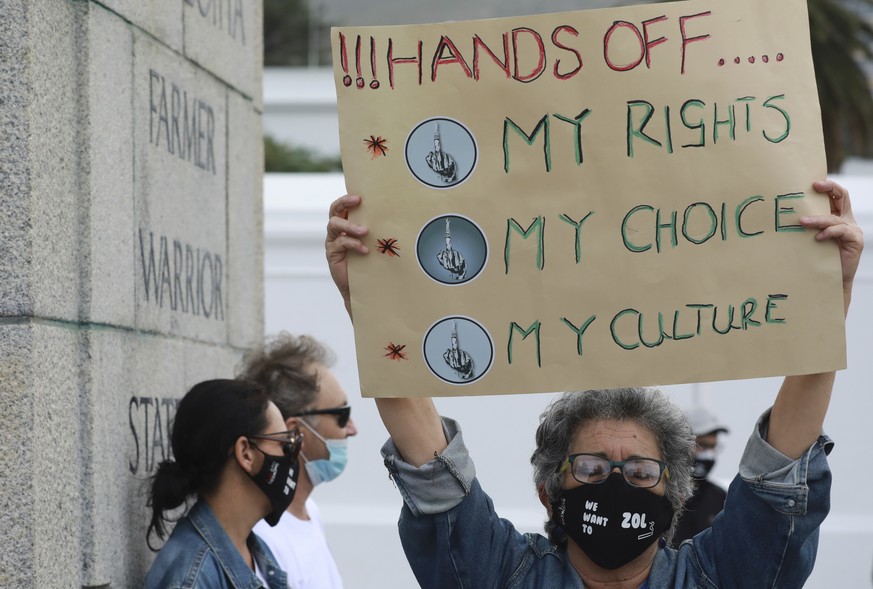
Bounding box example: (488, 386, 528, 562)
(263, 68, 340, 156)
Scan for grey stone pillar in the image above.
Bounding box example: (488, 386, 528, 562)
(0, 0, 264, 586)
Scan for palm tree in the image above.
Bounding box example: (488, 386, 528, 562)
(809, 0, 873, 171)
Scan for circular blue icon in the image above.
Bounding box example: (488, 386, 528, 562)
(405, 117, 477, 189)
(423, 316, 493, 385)
(417, 215, 488, 285)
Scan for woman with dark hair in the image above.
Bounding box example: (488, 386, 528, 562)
(143, 379, 302, 588)
(325, 179, 864, 588)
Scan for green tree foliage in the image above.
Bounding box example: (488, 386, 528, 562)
(264, 0, 332, 66)
(265, 135, 343, 172)
(809, 0, 873, 171)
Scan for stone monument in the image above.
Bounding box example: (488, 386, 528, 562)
(0, 0, 264, 586)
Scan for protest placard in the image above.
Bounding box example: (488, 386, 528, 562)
(333, 0, 846, 397)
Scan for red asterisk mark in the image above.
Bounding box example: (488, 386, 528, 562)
(376, 238, 400, 257)
(384, 342, 407, 361)
(364, 135, 389, 158)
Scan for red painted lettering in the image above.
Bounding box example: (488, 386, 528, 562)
(511, 27, 546, 82)
(603, 21, 645, 72)
(551, 25, 583, 80)
(431, 35, 473, 81)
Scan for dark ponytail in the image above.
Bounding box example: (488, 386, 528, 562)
(146, 379, 270, 550)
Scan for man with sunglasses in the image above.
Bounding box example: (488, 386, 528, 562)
(240, 333, 357, 589)
(325, 179, 864, 589)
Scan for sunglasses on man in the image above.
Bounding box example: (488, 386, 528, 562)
(293, 405, 352, 428)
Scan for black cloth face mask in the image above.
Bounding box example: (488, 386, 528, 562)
(551, 472, 674, 570)
(692, 449, 717, 479)
(248, 445, 300, 526)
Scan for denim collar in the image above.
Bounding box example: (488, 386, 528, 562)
(188, 500, 287, 589)
(645, 545, 679, 588)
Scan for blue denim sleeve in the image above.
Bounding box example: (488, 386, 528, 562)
(692, 408, 834, 589)
(380, 417, 476, 516)
(381, 417, 537, 589)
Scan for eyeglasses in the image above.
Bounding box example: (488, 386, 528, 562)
(293, 405, 352, 428)
(559, 453, 670, 489)
(248, 428, 303, 459)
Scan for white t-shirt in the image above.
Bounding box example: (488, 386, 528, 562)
(254, 498, 344, 589)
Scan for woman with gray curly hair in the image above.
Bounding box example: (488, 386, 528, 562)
(325, 179, 864, 589)
(531, 388, 695, 555)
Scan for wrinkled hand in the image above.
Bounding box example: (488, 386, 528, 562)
(802, 180, 864, 311)
(437, 248, 467, 280)
(443, 348, 474, 379)
(325, 194, 369, 318)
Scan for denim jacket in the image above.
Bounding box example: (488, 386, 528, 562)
(143, 500, 288, 589)
(381, 410, 833, 589)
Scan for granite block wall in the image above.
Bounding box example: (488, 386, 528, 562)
(0, 0, 264, 586)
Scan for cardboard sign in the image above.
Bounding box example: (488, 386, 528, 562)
(332, 0, 846, 397)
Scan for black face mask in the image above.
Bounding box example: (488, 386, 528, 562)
(551, 473, 674, 570)
(692, 449, 717, 479)
(248, 446, 300, 526)
(692, 458, 715, 479)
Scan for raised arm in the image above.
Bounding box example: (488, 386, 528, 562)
(768, 180, 864, 459)
(326, 195, 448, 466)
